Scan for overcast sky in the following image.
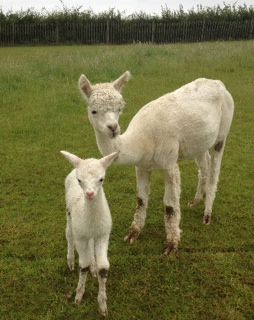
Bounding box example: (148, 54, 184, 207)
(1, 0, 253, 14)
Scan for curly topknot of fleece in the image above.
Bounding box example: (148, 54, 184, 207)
(89, 84, 126, 112)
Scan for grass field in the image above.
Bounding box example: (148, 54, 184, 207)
(0, 41, 253, 320)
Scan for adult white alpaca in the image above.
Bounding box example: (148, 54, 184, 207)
(61, 150, 118, 316)
(78, 72, 234, 255)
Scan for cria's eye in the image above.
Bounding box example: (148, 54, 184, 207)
(77, 178, 81, 183)
(99, 178, 104, 182)
(91, 110, 97, 114)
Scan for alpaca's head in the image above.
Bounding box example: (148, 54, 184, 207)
(79, 71, 131, 138)
(61, 151, 118, 201)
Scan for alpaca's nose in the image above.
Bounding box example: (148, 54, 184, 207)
(107, 124, 118, 132)
(86, 191, 95, 200)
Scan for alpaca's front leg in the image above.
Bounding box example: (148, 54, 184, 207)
(88, 239, 97, 277)
(95, 236, 110, 317)
(74, 241, 90, 304)
(66, 210, 75, 271)
(163, 164, 182, 255)
(124, 166, 151, 244)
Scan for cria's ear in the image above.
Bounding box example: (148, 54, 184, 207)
(60, 151, 82, 168)
(113, 71, 131, 92)
(79, 74, 93, 99)
(100, 151, 119, 169)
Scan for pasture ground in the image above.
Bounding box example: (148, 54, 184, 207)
(0, 41, 253, 319)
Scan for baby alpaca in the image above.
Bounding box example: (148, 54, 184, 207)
(61, 150, 118, 317)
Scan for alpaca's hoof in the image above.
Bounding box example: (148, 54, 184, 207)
(203, 214, 211, 225)
(124, 225, 140, 244)
(188, 197, 202, 208)
(74, 295, 82, 305)
(67, 258, 75, 271)
(188, 199, 196, 208)
(99, 306, 108, 317)
(75, 289, 85, 305)
(163, 242, 178, 256)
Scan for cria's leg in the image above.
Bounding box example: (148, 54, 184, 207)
(188, 151, 210, 208)
(163, 164, 181, 255)
(88, 239, 97, 278)
(203, 141, 225, 225)
(74, 241, 90, 305)
(97, 269, 108, 318)
(66, 211, 75, 271)
(95, 236, 110, 317)
(124, 166, 151, 244)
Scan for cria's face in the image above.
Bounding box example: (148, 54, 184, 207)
(61, 151, 118, 201)
(76, 160, 106, 201)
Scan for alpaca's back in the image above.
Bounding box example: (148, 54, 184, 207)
(123, 78, 234, 161)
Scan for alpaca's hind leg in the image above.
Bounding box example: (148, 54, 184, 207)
(163, 164, 182, 255)
(188, 151, 210, 208)
(203, 141, 225, 225)
(66, 211, 75, 271)
(124, 166, 151, 244)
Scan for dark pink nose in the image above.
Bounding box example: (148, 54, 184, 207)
(107, 124, 118, 132)
(86, 191, 95, 199)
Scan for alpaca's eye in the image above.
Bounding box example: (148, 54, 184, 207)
(77, 178, 81, 183)
(99, 178, 104, 182)
(91, 110, 97, 115)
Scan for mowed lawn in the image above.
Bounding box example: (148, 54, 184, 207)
(0, 41, 253, 320)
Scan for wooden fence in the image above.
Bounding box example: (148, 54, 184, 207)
(0, 19, 253, 46)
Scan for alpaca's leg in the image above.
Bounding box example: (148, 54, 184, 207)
(66, 211, 75, 271)
(203, 141, 225, 225)
(74, 241, 91, 305)
(95, 236, 110, 317)
(88, 239, 97, 277)
(163, 164, 182, 255)
(188, 151, 211, 208)
(124, 166, 151, 244)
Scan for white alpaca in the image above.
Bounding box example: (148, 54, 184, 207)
(61, 150, 118, 316)
(78, 72, 234, 255)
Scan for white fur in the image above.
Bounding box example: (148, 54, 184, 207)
(79, 72, 234, 254)
(61, 150, 118, 316)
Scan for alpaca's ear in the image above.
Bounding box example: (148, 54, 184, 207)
(79, 74, 93, 100)
(100, 152, 119, 169)
(113, 71, 131, 92)
(60, 151, 82, 168)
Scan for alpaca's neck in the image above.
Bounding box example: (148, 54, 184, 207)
(94, 129, 140, 165)
(94, 130, 119, 156)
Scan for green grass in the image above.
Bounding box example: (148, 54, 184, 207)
(0, 41, 254, 320)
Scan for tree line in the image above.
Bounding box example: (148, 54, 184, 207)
(0, 4, 253, 24)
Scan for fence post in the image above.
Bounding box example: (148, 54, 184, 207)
(201, 17, 205, 41)
(106, 19, 110, 44)
(151, 20, 155, 43)
(249, 17, 254, 40)
(56, 22, 59, 43)
(12, 23, 15, 45)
